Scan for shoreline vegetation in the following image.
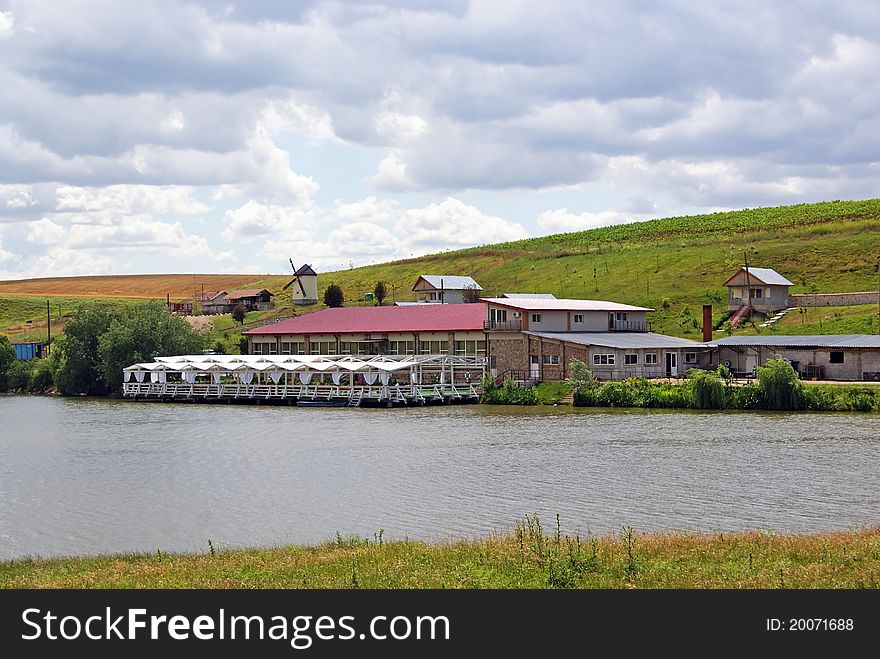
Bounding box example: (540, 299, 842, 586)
(482, 360, 880, 413)
(3, 518, 878, 589)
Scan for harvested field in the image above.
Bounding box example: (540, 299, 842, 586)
(0, 274, 268, 299)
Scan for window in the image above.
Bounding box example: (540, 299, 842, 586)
(542, 355, 560, 365)
(830, 351, 844, 364)
(592, 354, 615, 366)
(615, 312, 628, 321)
(339, 341, 351, 354)
(684, 352, 697, 364)
(751, 288, 763, 299)
(764, 288, 771, 299)
(251, 343, 263, 355)
(573, 314, 584, 324)
(645, 353, 658, 365)
(531, 313, 543, 323)
(281, 341, 305, 355)
(419, 340, 448, 354)
(455, 340, 485, 355)
(390, 340, 414, 355)
(732, 288, 742, 299)
(624, 354, 638, 365)
(491, 308, 507, 323)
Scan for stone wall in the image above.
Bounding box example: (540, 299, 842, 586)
(487, 334, 527, 376)
(789, 292, 879, 307)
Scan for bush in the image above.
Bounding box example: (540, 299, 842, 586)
(757, 359, 804, 411)
(6, 360, 34, 391)
(29, 355, 58, 392)
(731, 383, 762, 410)
(480, 375, 537, 405)
(323, 283, 344, 308)
(801, 386, 837, 411)
(0, 334, 19, 391)
(688, 369, 725, 409)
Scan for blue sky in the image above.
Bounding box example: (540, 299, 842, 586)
(1, 0, 879, 278)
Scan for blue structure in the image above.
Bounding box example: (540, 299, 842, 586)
(13, 342, 43, 360)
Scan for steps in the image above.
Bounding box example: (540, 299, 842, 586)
(559, 391, 575, 405)
(729, 304, 751, 328)
(759, 307, 793, 328)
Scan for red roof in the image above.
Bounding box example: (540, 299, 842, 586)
(244, 303, 486, 335)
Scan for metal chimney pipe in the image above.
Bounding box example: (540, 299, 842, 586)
(702, 304, 713, 342)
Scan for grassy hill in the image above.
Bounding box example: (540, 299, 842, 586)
(2, 199, 879, 343)
(253, 199, 880, 338)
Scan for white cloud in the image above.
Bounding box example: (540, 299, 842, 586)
(160, 110, 185, 134)
(25, 217, 65, 245)
(221, 200, 316, 242)
(537, 208, 641, 233)
(0, 11, 13, 39)
(0, 184, 35, 210)
(373, 111, 428, 142)
(54, 184, 209, 216)
(398, 197, 528, 249)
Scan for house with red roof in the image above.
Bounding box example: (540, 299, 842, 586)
(243, 303, 487, 357)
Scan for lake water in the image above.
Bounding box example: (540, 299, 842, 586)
(1, 396, 879, 559)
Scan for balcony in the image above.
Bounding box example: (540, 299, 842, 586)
(610, 320, 649, 332)
(484, 319, 523, 331)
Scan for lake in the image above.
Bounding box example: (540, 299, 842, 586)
(1, 395, 878, 559)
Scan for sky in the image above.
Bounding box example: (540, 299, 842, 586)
(0, 0, 879, 279)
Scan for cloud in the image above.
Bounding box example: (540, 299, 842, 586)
(221, 200, 316, 241)
(2, 1, 880, 276)
(398, 197, 529, 248)
(0, 11, 13, 39)
(537, 209, 640, 233)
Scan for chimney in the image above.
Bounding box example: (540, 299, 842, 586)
(702, 304, 713, 342)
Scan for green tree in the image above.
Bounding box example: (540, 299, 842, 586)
(323, 283, 344, 308)
(231, 304, 246, 324)
(461, 285, 482, 303)
(0, 335, 20, 391)
(757, 358, 804, 410)
(55, 303, 120, 395)
(98, 300, 206, 393)
(688, 368, 725, 409)
(374, 281, 387, 306)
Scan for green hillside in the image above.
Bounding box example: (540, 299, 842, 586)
(3, 199, 879, 344)
(255, 199, 880, 339)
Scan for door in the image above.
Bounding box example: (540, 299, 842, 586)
(529, 355, 540, 380)
(665, 352, 678, 377)
(744, 352, 758, 376)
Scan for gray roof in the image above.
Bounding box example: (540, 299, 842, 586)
(725, 267, 794, 287)
(415, 275, 482, 291)
(710, 334, 880, 349)
(501, 293, 557, 299)
(528, 331, 707, 350)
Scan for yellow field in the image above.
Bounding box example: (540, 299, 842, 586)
(0, 274, 267, 299)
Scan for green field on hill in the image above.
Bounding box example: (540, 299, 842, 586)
(3, 199, 879, 343)
(252, 199, 880, 339)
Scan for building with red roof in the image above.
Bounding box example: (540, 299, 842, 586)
(243, 303, 487, 357)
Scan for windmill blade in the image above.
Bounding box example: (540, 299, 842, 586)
(289, 258, 296, 272)
(297, 277, 306, 296)
(281, 277, 297, 291)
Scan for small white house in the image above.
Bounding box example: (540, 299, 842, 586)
(411, 275, 482, 304)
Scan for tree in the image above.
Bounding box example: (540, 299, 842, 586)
(55, 303, 120, 395)
(462, 285, 482, 303)
(323, 283, 344, 308)
(374, 281, 387, 306)
(0, 335, 17, 391)
(757, 358, 804, 410)
(98, 300, 207, 393)
(231, 304, 246, 324)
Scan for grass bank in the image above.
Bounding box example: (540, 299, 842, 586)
(3, 520, 878, 589)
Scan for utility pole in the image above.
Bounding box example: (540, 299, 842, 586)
(743, 250, 752, 322)
(46, 300, 51, 355)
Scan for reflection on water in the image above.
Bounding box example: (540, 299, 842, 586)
(1, 396, 879, 559)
